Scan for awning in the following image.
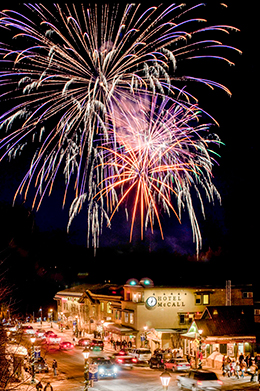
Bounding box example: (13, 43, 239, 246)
(106, 323, 137, 336)
(205, 336, 256, 344)
(181, 331, 198, 340)
(155, 328, 181, 333)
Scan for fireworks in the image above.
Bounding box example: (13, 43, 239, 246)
(0, 4, 240, 254)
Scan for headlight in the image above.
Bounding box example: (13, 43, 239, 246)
(113, 366, 118, 373)
(98, 367, 104, 374)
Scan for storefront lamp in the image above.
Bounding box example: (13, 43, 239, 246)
(160, 371, 171, 390)
(30, 337, 36, 344)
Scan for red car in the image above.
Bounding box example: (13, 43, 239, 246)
(164, 358, 191, 372)
(59, 341, 74, 350)
(77, 338, 91, 347)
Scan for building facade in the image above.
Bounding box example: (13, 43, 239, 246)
(53, 279, 255, 353)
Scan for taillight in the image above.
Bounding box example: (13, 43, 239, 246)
(217, 380, 223, 385)
(197, 381, 203, 386)
(132, 358, 138, 363)
(117, 358, 123, 363)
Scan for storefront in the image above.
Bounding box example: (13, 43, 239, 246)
(105, 323, 137, 346)
(181, 306, 257, 363)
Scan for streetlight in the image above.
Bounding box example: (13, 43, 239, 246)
(82, 347, 90, 391)
(49, 308, 53, 327)
(160, 371, 171, 390)
(30, 336, 36, 384)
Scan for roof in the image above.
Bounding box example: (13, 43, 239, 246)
(196, 306, 256, 338)
(55, 283, 123, 299)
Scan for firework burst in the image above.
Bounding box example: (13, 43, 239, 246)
(0, 4, 240, 252)
(89, 94, 222, 254)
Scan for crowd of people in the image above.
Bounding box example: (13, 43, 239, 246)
(222, 353, 259, 381)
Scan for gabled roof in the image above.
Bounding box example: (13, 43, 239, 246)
(197, 306, 255, 337)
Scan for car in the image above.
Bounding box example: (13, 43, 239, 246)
(46, 334, 61, 345)
(111, 351, 138, 369)
(164, 358, 191, 372)
(77, 338, 91, 347)
(20, 325, 35, 335)
(35, 329, 46, 338)
(31, 357, 49, 373)
(59, 341, 74, 350)
(130, 348, 152, 363)
(44, 330, 57, 337)
(149, 353, 165, 369)
(90, 357, 118, 378)
(90, 339, 104, 350)
(177, 370, 223, 391)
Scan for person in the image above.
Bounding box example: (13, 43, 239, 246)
(36, 381, 43, 391)
(235, 361, 241, 379)
(43, 383, 53, 391)
(240, 359, 247, 378)
(52, 359, 57, 376)
(248, 358, 258, 381)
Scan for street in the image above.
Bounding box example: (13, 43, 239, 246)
(22, 322, 259, 391)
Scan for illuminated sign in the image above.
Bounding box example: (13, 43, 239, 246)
(146, 294, 185, 308)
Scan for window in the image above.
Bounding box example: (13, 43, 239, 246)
(125, 291, 131, 301)
(243, 292, 253, 299)
(107, 302, 112, 314)
(203, 294, 210, 305)
(130, 313, 134, 324)
(179, 314, 185, 324)
(124, 312, 129, 323)
(195, 293, 210, 305)
(100, 302, 104, 312)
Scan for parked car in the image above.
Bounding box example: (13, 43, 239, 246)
(177, 370, 223, 390)
(28, 357, 49, 373)
(90, 339, 104, 350)
(164, 357, 191, 372)
(129, 348, 152, 363)
(59, 341, 74, 350)
(77, 338, 91, 347)
(149, 353, 165, 369)
(111, 351, 138, 369)
(90, 357, 118, 378)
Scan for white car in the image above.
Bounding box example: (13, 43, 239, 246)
(177, 370, 223, 391)
(130, 348, 152, 363)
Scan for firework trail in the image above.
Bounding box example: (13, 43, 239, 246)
(0, 4, 240, 252)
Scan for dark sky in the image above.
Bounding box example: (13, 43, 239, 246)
(0, 2, 257, 314)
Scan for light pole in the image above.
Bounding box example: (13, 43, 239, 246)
(160, 371, 171, 390)
(82, 347, 90, 391)
(39, 307, 42, 325)
(49, 308, 53, 327)
(30, 336, 36, 384)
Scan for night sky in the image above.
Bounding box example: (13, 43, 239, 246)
(0, 2, 257, 315)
